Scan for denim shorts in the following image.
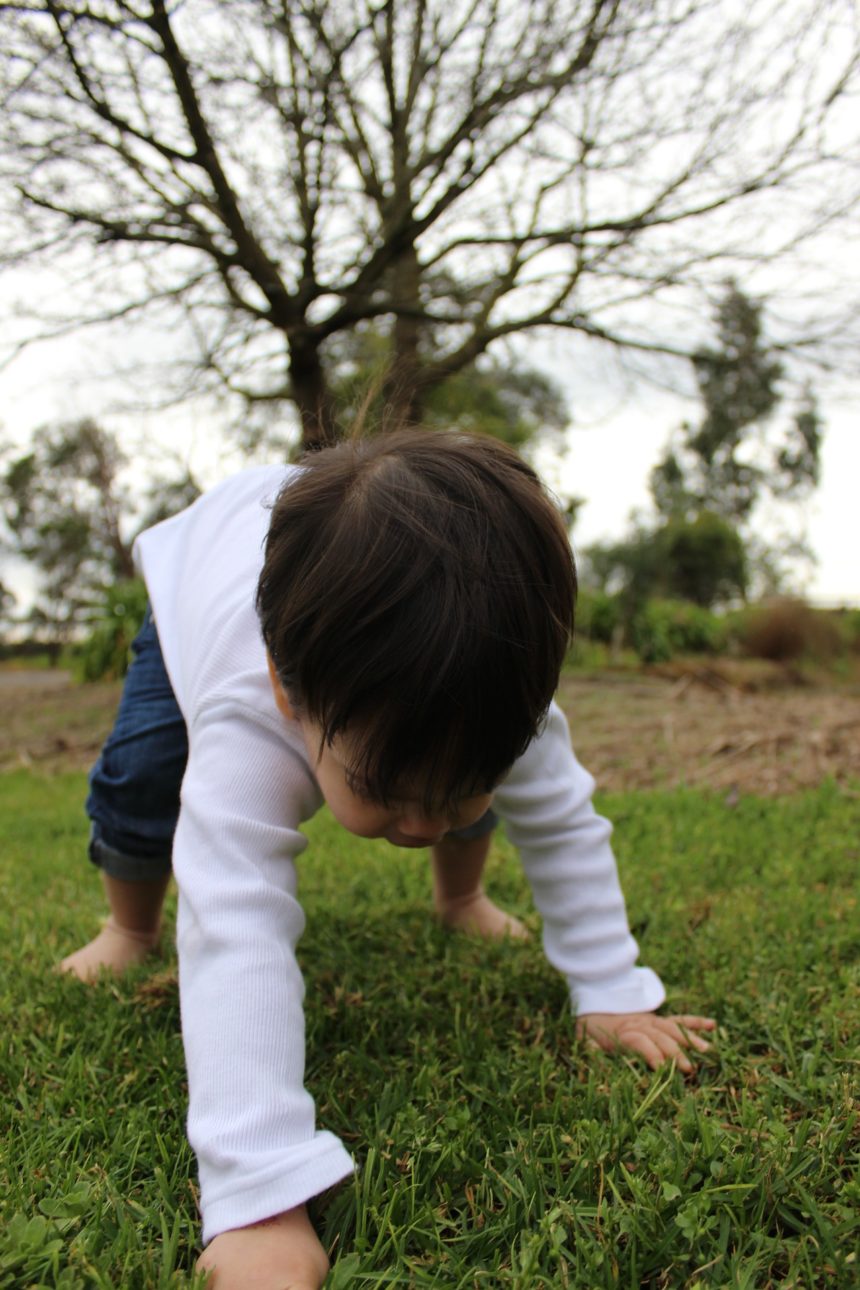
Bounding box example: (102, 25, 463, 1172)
(86, 608, 497, 880)
(86, 607, 188, 880)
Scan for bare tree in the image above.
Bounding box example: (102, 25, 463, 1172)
(1, 0, 858, 448)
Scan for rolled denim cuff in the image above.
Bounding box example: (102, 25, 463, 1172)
(88, 827, 172, 881)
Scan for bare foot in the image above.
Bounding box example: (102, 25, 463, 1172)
(58, 919, 161, 982)
(437, 891, 529, 940)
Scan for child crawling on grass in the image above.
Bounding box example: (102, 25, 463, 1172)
(60, 428, 714, 1289)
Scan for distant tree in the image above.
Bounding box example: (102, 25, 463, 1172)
(582, 521, 663, 622)
(649, 284, 820, 525)
(1, 1, 857, 449)
(137, 468, 204, 532)
(657, 512, 748, 608)
(0, 574, 15, 638)
(583, 508, 749, 625)
(772, 387, 824, 500)
(587, 283, 823, 614)
(0, 419, 199, 654)
(585, 511, 746, 611)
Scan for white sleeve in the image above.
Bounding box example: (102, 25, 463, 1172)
(172, 705, 354, 1245)
(492, 701, 666, 1017)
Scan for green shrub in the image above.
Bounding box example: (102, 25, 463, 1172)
(574, 587, 620, 644)
(631, 598, 728, 663)
(737, 598, 844, 663)
(632, 601, 672, 663)
(838, 608, 860, 654)
(77, 579, 148, 681)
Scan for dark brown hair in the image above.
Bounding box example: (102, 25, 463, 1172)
(257, 428, 576, 811)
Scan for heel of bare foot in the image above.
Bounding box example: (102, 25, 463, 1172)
(58, 918, 162, 983)
(437, 891, 529, 940)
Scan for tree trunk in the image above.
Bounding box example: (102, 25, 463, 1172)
(289, 337, 338, 451)
(383, 242, 424, 430)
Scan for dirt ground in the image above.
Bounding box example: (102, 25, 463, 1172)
(557, 663, 860, 796)
(2, 662, 859, 796)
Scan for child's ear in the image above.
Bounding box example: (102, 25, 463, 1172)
(267, 653, 297, 721)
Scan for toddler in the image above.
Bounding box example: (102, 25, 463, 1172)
(61, 429, 714, 1289)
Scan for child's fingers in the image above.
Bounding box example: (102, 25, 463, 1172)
(612, 1022, 687, 1071)
(626, 1019, 704, 1070)
(685, 1030, 712, 1052)
(577, 1021, 620, 1054)
(661, 1019, 712, 1052)
(674, 1016, 716, 1051)
(672, 1014, 716, 1031)
(577, 1013, 715, 1072)
(625, 1031, 667, 1070)
(649, 1027, 696, 1072)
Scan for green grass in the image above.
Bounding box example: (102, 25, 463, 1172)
(1, 773, 858, 1288)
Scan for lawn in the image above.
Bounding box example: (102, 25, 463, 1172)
(1, 771, 858, 1288)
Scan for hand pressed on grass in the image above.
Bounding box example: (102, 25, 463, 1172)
(577, 1011, 716, 1073)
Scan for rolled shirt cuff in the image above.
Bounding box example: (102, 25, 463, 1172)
(570, 966, 666, 1017)
(200, 1131, 355, 1246)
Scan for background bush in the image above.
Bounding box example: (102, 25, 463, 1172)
(573, 587, 620, 645)
(837, 608, 860, 655)
(734, 598, 845, 664)
(631, 599, 728, 663)
(77, 579, 148, 682)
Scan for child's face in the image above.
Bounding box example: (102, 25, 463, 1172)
(268, 657, 493, 847)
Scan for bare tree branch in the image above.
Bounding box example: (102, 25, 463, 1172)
(1, 0, 858, 445)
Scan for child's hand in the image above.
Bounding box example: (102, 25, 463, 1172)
(577, 1011, 715, 1073)
(196, 1204, 329, 1289)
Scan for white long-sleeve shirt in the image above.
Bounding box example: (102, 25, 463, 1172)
(134, 464, 665, 1244)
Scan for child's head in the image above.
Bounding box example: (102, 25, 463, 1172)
(257, 428, 576, 822)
